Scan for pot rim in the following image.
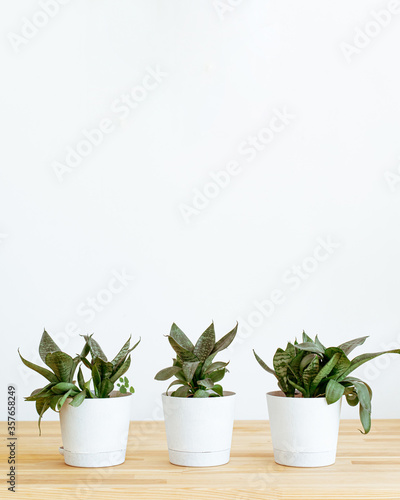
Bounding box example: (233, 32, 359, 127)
(267, 390, 341, 403)
(162, 390, 236, 398)
(65, 390, 133, 404)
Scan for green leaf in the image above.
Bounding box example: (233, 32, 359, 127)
(111, 336, 141, 370)
(314, 335, 326, 353)
(296, 342, 325, 356)
(77, 367, 85, 391)
(93, 358, 114, 380)
(211, 384, 223, 396)
(351, 381, 372, 412)
(201, 353, 217, 375)
(69, 390, 87, 407)
(339, 349, 400, 380)
(303, 356, 319, 392)
(338, 336, 369, 356)
(92, 363, 101, 396)
(194, 323, 215, 363)
(110, 356, 131, 383)
(287, 379, 307, 397)
(197, 378, 214, 389)
(169, 323, 194, 352)
(309, 352, 340, 395)
(302, 331, 313, 343)
(57, 389, 73, 410)
(129, 386, 135, 393)
(253, 350, 276, 376)
(166, 379, 186, 394)
(45, 352, 74, 383)
(155, 365, 182, 381)
(51, 382, 79, 395)
(326, 379, 345, 404)
(208, 368, 226, 383)
(193, 389, 209, 398)
(272, 348, 292, 393)
(345, 391, 359, 407)
(119, 385, 127, 393)
(299, 353, 317, 373)
(99, 378, 114, 397)
(212, 323, 238, 355)
(168, 337, 199, 362)
(36, 397, 51, 435)
(49, 395, 61, 412)
(359, 404, 371, 434)
(18, 350, 58, 383)
(202, 361, 229, 375)
(39, 330, 61, 363)
(182, 361, 200, 382)
(82, 335, 108, 361)
(171, 385, 190, 398)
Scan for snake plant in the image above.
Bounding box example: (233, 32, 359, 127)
(155, 322, 237, 397)
(254, 331, 400, 434)
(19, 330, 140, 433)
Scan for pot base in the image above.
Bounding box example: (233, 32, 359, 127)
(59, 447, 126, 468)
(168, 449, 230, 467)
(273, 449, 336, 468)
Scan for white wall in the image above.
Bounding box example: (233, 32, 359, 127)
(1, 0, 400, 423)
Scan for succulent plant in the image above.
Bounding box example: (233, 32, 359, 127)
(254, 331, 400, 434)
(19, 330, 140, 433)
(155, 322, 237, 398)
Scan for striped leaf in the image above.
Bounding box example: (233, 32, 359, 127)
(39, 330, 61, 363)
(338, 336, 368, 356)
(194, 323, 215, 362)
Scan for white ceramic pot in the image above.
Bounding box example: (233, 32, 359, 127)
(59, 391, 132, 467)
(162, 391, 236, 467)
(267, 391, 342, 467)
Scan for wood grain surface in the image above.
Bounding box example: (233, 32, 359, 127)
(1, 420, 400, 500)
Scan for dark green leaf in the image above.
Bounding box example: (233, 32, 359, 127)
(57, 389, 73, 410)
(253, 350, 276, 375)
(51, 382, 79, 395)
(169, 323, 194, 352)
(326, 379, 345, 404)
(211, 384, 223, 396)
(182, 361, 200, 382)
(309, 352, 340, 395)
(82, 334, 108, 361)
(171, 385, 190, 398)
(212, 323, 238, 355)
(339, 349, 400, 380)
(168, 337, 199, 362)
(208, 368, 226, 383)
(110, 356, 131, 383)
(193, 389, 209, 398)
(338, 336, 369, 356)
(69, 390, 87, 407)
(194, 323, 215, 363)
(77, 367, 85, 391)
(154, 365, 182, 381)
(45, 352, 74, 383)
(18, 350, 58, 383)
(197, 378, 214, 389)
(39, 330, 61, 363)
(296, 342, 325, 356)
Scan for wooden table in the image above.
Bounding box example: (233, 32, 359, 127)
(1, 420, 400, 499)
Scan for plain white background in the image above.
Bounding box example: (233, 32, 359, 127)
(1, 0, 400, 423)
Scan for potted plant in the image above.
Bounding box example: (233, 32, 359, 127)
(254, 331, 400, 468)
(155, 322, 237, 467)
(19, 330, 140, 467)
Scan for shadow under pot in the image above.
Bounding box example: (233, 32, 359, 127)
(266, 390, 342, 467)
(59, 391, 132, 467)
(162, 391, 236, 467)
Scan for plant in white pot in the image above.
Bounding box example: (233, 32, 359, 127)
(19, 330, 140, 467)
(254, 331, 400, 468)
(155, 322, 237, 467)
